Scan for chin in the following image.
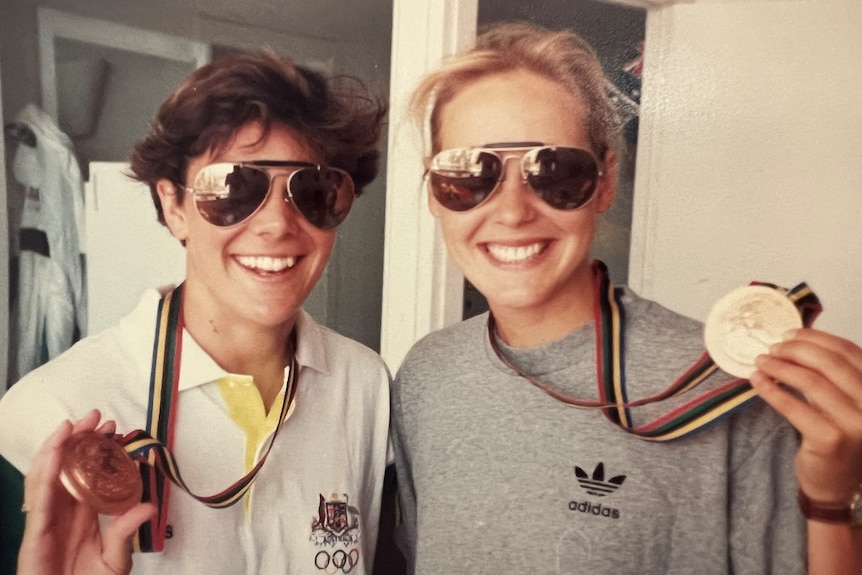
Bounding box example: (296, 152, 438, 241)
(484, 291, 545, 313)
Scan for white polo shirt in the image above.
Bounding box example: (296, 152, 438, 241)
(0, 289, 391, 575)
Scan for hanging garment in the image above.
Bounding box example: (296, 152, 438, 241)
(12, 103, 86, 380)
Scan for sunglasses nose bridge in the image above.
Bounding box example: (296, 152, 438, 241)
(496, 153, 528, 186)
(487, 153, 542, 217)
(256, 171, 298, 220)
(279, 172, 295, 205)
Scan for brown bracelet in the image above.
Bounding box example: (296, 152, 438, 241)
(797, 488, 852, 523)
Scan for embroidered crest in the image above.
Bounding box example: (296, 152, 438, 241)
(310, 492, 361, 548)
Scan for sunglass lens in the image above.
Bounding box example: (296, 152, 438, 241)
(525, 147, 599, 210)
(193, 164, 270, 226)
(289, 168, 354, 230)
(428, 150, 501, 211)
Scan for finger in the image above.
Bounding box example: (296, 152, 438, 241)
(751, 368, 862, 469)
(754, 353, 862, 425)
(62, 502, 101, 569)
(748, 370, 834, 436)
(768, 330, 862, 393)
(785, 328, 862, 371)
(18, 419, 76, 571)
(101, 503, 157, 575)
(23, 420, 73, 520)
(95, 420, 117, 437)
(70, 409, 103, 434)
(755, 339, 862, 411)
(30, 410, 106, 514)
(76, 409, 120, 439)
(753, 355, 862, 462)
(750, 366, 862, 459)
(750, 370, 862, 493)
(770, 330, 862, 376)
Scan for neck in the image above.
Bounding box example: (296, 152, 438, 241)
(490, 270, 597, 348)
(181, 289, 295, 411)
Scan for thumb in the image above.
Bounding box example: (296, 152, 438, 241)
(101, 503, 157, 574)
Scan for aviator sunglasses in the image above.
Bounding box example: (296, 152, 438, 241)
(180, 161, 355, 230)
(427, 142, 603, 212)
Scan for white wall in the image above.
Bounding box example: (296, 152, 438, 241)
(629, 0, 862, 343)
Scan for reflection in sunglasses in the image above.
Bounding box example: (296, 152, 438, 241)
(428, 145, 600, 212)
(181, 161, 355, 230)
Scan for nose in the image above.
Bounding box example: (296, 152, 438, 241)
(247, 176, 303, 235)
(488, 155, 536, 224)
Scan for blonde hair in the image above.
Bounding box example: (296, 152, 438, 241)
(410, 22, 622, 157)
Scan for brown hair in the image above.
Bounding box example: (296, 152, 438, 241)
(410, 22, 621, 158)
(130, 51, 386, 225)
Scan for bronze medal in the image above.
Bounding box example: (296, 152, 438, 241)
(59, 431, 142, 515)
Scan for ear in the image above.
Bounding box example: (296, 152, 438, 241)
(594, 149, 618, 214)
(156, 179, 190, 241)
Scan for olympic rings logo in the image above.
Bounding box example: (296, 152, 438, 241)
(314, 549, 360, 573)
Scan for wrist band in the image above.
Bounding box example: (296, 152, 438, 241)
(797, 488, 852, 523)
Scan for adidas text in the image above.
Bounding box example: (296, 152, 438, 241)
(568, 500, 620, 519)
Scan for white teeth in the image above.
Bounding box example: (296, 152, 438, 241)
(487, 242, 545, 263)
(237, 256, 297, 272)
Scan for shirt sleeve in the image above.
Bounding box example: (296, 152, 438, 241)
(727, 399, 807, 574)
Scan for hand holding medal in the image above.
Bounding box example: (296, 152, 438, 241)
(18, 410, 156, 575)
(706, 280, 862, 528)
(749, 325, 862, 524)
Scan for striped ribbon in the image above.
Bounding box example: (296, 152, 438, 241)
(595, 261, 821, 440)
(488, 260, 821, 442)
(124, 285, 298, 552)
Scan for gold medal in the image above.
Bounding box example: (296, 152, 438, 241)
(704, 285, 802, 378)
(59, 431, 142, 515)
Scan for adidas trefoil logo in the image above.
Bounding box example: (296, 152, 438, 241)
(574, 462, 626, 497)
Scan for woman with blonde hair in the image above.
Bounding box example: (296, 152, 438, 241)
(392, 22, 862, 574)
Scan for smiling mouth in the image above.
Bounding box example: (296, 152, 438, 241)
(236, 255, 298, 272)
(486, 242, 548, 263)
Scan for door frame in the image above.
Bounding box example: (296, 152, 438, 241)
(379, 0, 477, 371)
(37, 7, 211, 123)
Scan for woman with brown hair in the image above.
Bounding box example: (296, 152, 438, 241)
(2, 51, 391, 575)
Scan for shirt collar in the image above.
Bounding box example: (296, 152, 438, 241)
(294, 309, 330, 375)
(176, 308, 330, 391)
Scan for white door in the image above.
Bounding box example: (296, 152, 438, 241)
(84, 163, 186, 335)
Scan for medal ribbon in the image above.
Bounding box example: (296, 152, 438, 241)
(125, 285, 298, 552)
(488, 260, 822, 442)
